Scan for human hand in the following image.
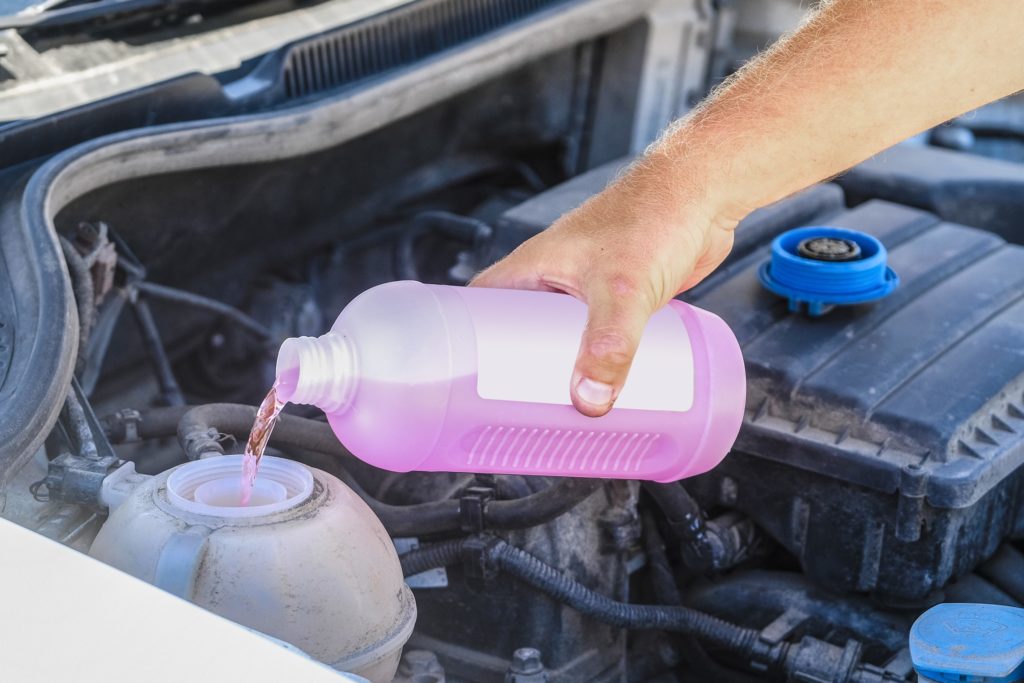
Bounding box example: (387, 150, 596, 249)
(471, 157, 741, 417)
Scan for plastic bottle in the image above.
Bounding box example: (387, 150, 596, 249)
(276, 281, 745, 482)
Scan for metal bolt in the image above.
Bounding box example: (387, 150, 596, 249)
(398, 650, 445, 682)
(511, 648, 543, 674)
(506, 648, 548, 682)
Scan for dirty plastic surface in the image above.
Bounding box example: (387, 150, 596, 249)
(492, 157, 1024, 602)
(91, 458, 416, 682)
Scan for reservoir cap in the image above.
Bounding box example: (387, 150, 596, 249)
(910, 603, 1024, 683)
(759, 226, 898, 316)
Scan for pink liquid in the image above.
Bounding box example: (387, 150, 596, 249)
(322, 371, 742, 482)
(275, 282, 746, 482)
(240, 384, 286, 505)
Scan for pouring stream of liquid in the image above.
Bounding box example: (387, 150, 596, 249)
(241, 384, 286, 505)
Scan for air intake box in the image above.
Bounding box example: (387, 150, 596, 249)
(492, 147, 1024, 603)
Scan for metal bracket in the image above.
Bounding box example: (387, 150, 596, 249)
(38, 379, 122, 510)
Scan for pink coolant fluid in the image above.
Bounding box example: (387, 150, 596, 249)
(274, 281, 746, 482)
(240, 383, 286, 504)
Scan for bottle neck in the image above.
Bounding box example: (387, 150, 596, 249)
(275, 333, 355, 414)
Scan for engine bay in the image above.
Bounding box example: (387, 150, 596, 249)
(2, 1, 1024, 681)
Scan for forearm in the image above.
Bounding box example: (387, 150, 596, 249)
(638, 0, 1024, 221)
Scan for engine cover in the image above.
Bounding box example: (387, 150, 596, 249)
(493, 147, 1024, 603)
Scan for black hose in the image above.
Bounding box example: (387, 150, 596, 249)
(395, 211, 492, 281)
(400, 537, 467, 576)
(485, 478, 601, 529)
(60, 236, 95, 375)
(640, 515, 760, 683)
(643, 481, 717, 572)
(495, 541, 760, 650)
(129, 297, 186, 407)
(642, 512, 682, 605)
(978, 544, 1024, 604)
(102, 406, 192, 443)
(174, 404, 340, 459)
(327, 466, 472, 537)
(644, 483, 763, 573)
(400, 536, 769, 663)
(64, 389, 99, 461)
(340, 468, 600, 537)
(135, 281, 273, 340)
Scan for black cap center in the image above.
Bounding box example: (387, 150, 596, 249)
(796, 237, 862, 262)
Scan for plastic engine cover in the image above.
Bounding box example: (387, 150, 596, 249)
(494, 151, 1024, 603)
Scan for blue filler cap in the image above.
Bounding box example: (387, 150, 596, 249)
(758, 226, 898, 316)
(910, 603, 1024, 683)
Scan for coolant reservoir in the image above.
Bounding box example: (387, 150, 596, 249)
(89, 456, 416, 682)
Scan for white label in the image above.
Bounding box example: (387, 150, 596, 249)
(457, 289, 693, 412)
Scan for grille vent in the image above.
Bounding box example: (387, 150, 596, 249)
(282, 0, 571, 100)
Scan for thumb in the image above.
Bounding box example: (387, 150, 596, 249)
(571, 282, 657, 417)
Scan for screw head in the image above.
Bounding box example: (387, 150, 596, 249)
(510, 648, 544, 674)
(399, 650, 443, 677)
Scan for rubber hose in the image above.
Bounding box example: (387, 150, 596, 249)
(400, 537, 765, 660)
(324, 463, 600, 536)
(135, 406, 192, 440)
(59, 236, 95, 375)
(400, 538, 466, 576)
(323, 463, 467, 537)
(642, 512, 683, 605)
(135, 281, 272, 340)
(281, 442, 602, 536)
(395, 210, 492, 281)
(643, 481, 717, 572)
(102, 405, 193, 443)
(130, 298, 186, 406)
(176, 404, 341, 459)
(288, 445, 593, 537)
(494, 541, 760, 652)
(977, 544, 1024, 604)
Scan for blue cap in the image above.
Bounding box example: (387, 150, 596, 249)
(759, 226, 898, 316)
(910, 603, 1024, 683)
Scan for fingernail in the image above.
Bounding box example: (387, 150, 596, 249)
(575, 377, 614, 407)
